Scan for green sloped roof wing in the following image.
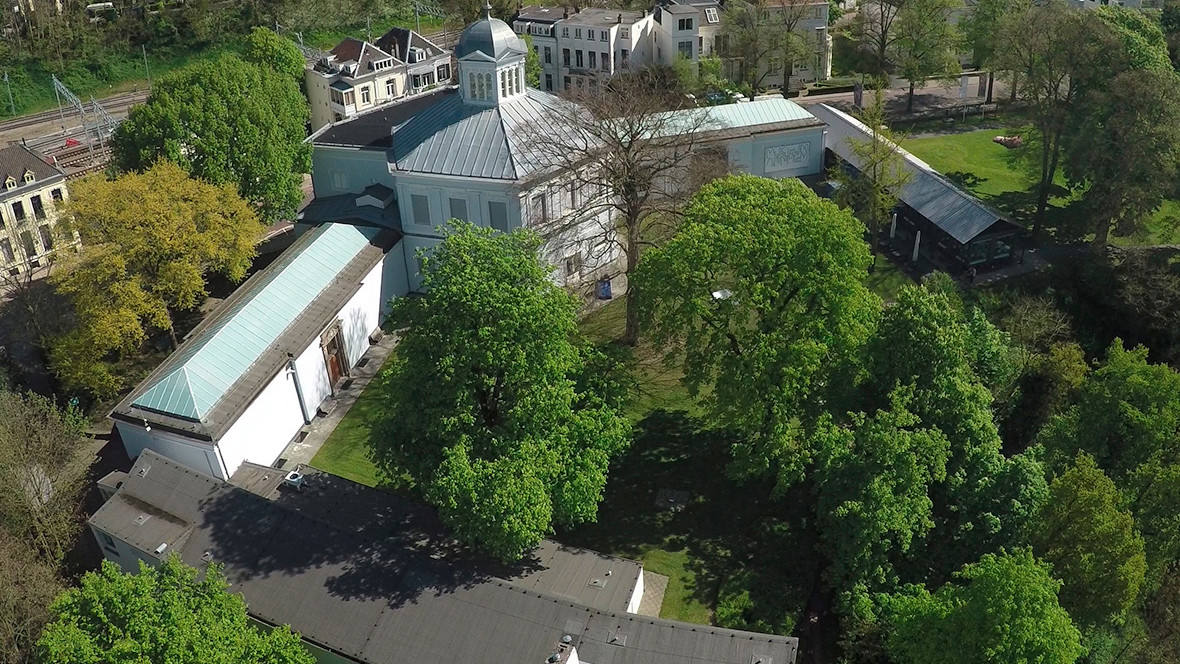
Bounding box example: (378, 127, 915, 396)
(131, 224, 382, 421)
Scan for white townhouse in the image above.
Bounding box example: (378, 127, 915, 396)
(111, 6, 830, 482)
(0, 145, 78, 275)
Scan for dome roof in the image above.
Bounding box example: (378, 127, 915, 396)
(455, 9, 525, 60)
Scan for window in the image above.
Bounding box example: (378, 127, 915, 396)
(411, 194, 431, 226)
(500, 70, 508, 97)
(621, 49, 629, 67)
(544, 46, 552, 64)
(449, 197, 468, 221)
(589, 51, 597, 69)
(576, 50, 584, 68)
(19, 231, 34, 258)
(22, 170, 34, 184)
(532, 193, 547, 223)
(488, 201, 509, 232)
(678, 40, 692, 58)
(563, 75, 571, 89)
(562, 26, 569, 37)
(563, 253, 582, 277)
(705, 7, 719, 23)
(331, 172, 349, 190)
(621, 28, 629, 38)
(50, 188, 63, 202)
(562, 48, 571, 67)
(38, 225, 53, 250)
(545, 73, 553, 90)
(568, 181, 580, 208)
(3, 177, 14, 190)
(386, 79, 398, 98)
(98, 531, 118, 554)
(412, 74, 424, 89)
(360, 87, 371, 104)
(0, 239, 12, 263)
(601, 52, 609, 71)
(600, 30, 608, 41)
(575, 28, 582, 39)
(12, 201, 25, 221)
(678, 17, 693, 31)
(343, 90, 355, 106)
(437, 63, 451, 81)
(31, 195, 44, 220)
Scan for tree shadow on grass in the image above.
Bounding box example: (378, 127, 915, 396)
(944, 170, 986, 192)
(561, 409, 818, 631)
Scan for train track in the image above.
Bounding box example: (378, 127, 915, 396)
(0, 90, 148, 135)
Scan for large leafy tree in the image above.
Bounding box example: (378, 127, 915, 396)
(891, 0, 961, 113)
(242, 26, 305, 83)
(1031, 453, 1147, 628)
(887, 549, 1084, 664)
(962, 0, 1028, 102)
(370, 224, 631, 561)
(111, 53, 312, 222)
(814, 387, 950, 589)
(49, 162, 264, 397)
(0, 390, 87, 566)
(37, 557, 313, 664)
(635, 175, 879, 491)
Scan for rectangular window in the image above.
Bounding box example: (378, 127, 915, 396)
(437, 63, 451, 81)
(12, 201, 24, 221)
(532, 194, 547, 223)
(19, 230, 34, 258)
(412, 74, 424, 89)
(564, 253, 582, 277)
(545, 73, 553, 90)
(38, 225, 53, 250)
(386, 79, 398, 97)
(562, 48, 571, 67)
(600, 30, 608, 41)
(98, 531, 118, 553)
(569, 181, 580, 208)
(575, 28, 581, 39)
(411, 194, 431, 226)
(562, 26, 569, 37)
(621, 28, 629, 38)
(563, 75, 571, 89)
(0, 239, 12, 263)
(544, 46, 552, 64)
(449, 197, 468, 222)
(621, 49, 629, 67)
(589, 51, 597, 69)
(31, 195, 44, 220)
(678, 17, 693, 30)
(360, 87, 371, 104)
(601, 52, 609, 71)
(331, 172, 348, 190)
(576, 50, 584, 68)
(488, 201, 509, 232)
(678, 40, 692, 58)
(705, 7, 718, 23)
(50, 188, 63, 202)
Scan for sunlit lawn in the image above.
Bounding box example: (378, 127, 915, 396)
(307, 357, 394, 488)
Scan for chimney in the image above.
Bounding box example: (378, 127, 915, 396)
(617, 12, 622, 22)
(563, 7, 569, 17)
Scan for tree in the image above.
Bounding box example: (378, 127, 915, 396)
(526, 71, 717, 346)
(1164, 1, 1180, 70)
(635, 175, 879, 491)
(891, 0, 961, 113)
(50, 162, 264, 397)
(1063, 68, 1180, 247)
(0, 390, 87, 566)
(37, 557, 313, 664)
(242, 26, 305, 82)
(1031, 453, 1147, 628)
(523, 34, 541, 88)
(992, 2, 1112, 226)
(370, 224, 630, 561)
(856, 0, 907, 76)
(830, 88, 912, 266)
(962, 0, 1028, 103)
(887, 549, 1084, 664)
(814, 387, 950, 590)
(111, 53, 312, 222)
(1094, 5, 1172, 73)
(0, 531, 62, 664)
(720, 0, 789, 91)
(0, 218, 72, 342)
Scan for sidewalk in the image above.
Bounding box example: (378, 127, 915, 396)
(277, 332, 398, 470)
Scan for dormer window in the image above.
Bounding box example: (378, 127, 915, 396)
(408, 47, 424, 64)
(22, 170, 34, 184)
(4, 177, 14, 190)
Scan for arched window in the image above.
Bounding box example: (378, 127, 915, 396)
(469, 72, 477, 98)
(477, 72, 486, 100)
(484, 73, 493, 100)
(516, 66, 524, 94)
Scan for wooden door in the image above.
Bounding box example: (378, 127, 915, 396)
(324, 332, 343, 385)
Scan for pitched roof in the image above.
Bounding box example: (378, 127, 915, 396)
(644, 97, 823, 141)
(91, 451, 800, 664)
(810, 104, 1012, 244)
(375, 27, 447, 62)
(112, 223, 397, 438)
(0, 145, 65, 200)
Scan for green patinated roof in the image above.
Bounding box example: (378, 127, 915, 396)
(131, 223, 383, 422)
(639, 97, 820, 140)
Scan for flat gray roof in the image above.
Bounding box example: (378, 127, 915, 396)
(92, 452, 799, 664)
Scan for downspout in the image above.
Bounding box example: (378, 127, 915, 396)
(286, 353, 312, 425)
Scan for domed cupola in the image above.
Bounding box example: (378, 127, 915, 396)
(457, 2, 529, 106)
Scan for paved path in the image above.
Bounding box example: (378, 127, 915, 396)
(637, 571, 669, 617)
(277, 331, 398, 470)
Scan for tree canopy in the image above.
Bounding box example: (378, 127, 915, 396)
(635, 174, 879, 491)
(49, 161, 264, 397)
(111, 53, 312, 222)
(892, 0, 961, 113)
(1031, 453, 1147, 627)
(370, 223, 630, 561)
(888, 549, 1084, 664)
(37, 557, 313, 664)
(243, 26, 306, 82)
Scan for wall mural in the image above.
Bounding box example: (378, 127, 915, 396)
(764, 143, 810, 173)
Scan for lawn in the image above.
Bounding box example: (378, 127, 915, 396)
(866, 257, 913, 301)
(307, 357, 394, 488)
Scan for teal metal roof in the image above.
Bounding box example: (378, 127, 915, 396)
(642, 98, 819, 140)
(131, 223, 382, 422)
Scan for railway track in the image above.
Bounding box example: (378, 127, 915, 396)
(0, 90, 147, 135)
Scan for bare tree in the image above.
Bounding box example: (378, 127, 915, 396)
(0, 220, 74, 343)
(524, 72, 721, 346)
(720, 0, 789, 91)
(856, 0, 907, 77)
(0, 530, 62, 664)
(0, 389, 88, 567)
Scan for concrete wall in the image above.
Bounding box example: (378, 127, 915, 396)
(311, 147, 396, 196)
(626, 568, 645, 614)
(381, 241, 410, 314)
(394, 172, 523, 237)
(90, 524, 161, 574)
(340, 261, 383, 369)
(725, 125, 825, 179)
(294, 334, 334, 418)
(116, 420, 226, 479)
(217, 365, 306, 475)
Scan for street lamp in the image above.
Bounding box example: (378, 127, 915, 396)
(2, 71, 14, 117)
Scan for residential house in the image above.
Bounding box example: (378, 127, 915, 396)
(306, 28, 452, 132)
(90, 450, 801, 664)
(0, 144, 76, 275)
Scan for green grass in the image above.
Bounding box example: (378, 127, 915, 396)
(636, 546, 712, 624)
(307, 357, 395, 487)
(866, 258, 913, 301)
